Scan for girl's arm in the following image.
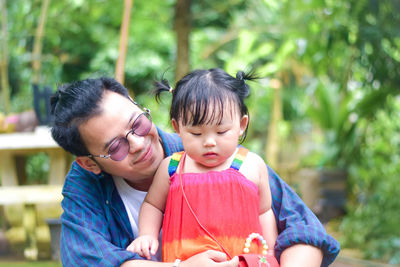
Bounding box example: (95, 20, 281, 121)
(140, 156, 172, 233)
(127, 157, 172, 258)
(259, 209, 278, 256)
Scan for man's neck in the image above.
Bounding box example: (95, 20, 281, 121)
(124, 177, 153, 192)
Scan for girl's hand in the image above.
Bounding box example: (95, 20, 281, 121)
(126, 235, 159, 260)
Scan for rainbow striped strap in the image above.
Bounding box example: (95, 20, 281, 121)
(230, 146, 249, 171)
(168, 151, 184, 177)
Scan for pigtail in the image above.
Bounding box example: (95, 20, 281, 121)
(153, 77, 173, 103)
(235, 69, 259, 99)
(236, 69, 259, 82)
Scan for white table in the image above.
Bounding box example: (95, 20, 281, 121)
(0, 126, 71, 186)
(0, 126, 71, 260)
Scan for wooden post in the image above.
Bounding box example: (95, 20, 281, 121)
(265, 79, 282, 169)
(23, 204, 38, 260)
(174, 0, 190, 81)
(0, 151, 18, 186)
(32, 0, 51, 85)
(0, 0, 11, 113)
(115, 0, 133, 85)
(15, 156, 27, 185)
(47, 150, 67, 185)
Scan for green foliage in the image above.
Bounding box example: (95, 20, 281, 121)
(26, 153, 49, 184)
(4, 0, 176, 113)
(306, 77, 361, 169)
(88, 0, 176, 94)
(135, 92, 172, 133)
(340, 96, 400, 264)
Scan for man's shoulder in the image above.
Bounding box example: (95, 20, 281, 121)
(157, 127, 183, 156)
(63, 161, 109, 194)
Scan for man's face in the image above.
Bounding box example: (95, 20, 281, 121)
(78, 91, 164, 190)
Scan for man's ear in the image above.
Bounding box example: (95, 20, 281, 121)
(76, 156, 102, 174)
(239, 115, 249, 136)
(171, 119, 180, 135)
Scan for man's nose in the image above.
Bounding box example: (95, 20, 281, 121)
(126, 133, 145, 154)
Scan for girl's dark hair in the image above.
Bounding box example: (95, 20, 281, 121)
(50, 77, 130, 156)
(154, 68, 257, 143)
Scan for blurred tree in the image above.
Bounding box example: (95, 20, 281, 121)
(265, 79, 282, 169)
(290, 0, 400, 168)
(31, 0, 50, 85)
(115, 0, 133, 85)
(340, 96, 400, 264)
(0, 0, 10, 113)
(174, 0, 190, 81)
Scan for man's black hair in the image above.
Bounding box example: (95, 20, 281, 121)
(50, 77, 130, 156)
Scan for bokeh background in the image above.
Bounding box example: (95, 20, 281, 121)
(0, 0, 399, 266)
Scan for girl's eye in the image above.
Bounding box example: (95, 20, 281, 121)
(191, 132, 201, 136)
(217, 130, 228, 135)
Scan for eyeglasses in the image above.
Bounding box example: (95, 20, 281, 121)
(88, 108, 152, 161)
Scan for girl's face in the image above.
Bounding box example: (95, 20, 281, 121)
(172, 103, 248, 170)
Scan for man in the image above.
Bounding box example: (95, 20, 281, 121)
(50, 77, 339, 267)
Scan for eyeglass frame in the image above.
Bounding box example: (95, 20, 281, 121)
(87, 101, 152, 161)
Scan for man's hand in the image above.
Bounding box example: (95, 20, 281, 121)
(180, 250, 239, 267)
(121, 250, 239, 267)
(126, 235, 159, 260)
(280, 244, 323, 267)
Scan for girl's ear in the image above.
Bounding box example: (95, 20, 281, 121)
(171, 119, 180, 135)
(76, 156, 102, 174)
(239, 115, 249, 136)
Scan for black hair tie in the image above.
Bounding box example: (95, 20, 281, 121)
(236, 71, 245, 81)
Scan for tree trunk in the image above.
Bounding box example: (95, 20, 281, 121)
(32, 0, 51, 85)
(265, 79, 282, 169)
(174, 0, 190, 82)
(115, 0, 133, 86)
(0, 0, 10, 113)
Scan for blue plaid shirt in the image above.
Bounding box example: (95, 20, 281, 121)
(60, 128, 339, 266)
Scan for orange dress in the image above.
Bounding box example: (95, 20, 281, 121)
(162, 147, 267, 262)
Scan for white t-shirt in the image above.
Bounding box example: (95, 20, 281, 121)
(113, 176, 162, 261)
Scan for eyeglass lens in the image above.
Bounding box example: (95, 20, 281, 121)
(108, 112, 152, 161)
